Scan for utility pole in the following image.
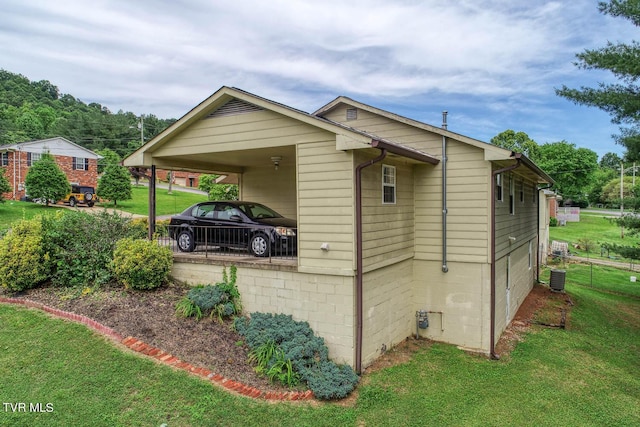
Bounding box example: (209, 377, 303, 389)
(138, 115, 144, 146)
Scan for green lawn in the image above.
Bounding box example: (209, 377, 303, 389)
(97, 185, 208, 216)
(1, 278, 638, 426)
(0, 201, 63, 233)
(0, 186, 209, 233)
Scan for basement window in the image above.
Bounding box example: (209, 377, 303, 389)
(382, 164, 396, 204)
(346, 108, 357, 121)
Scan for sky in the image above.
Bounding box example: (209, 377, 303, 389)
(0, 0, 636, 159)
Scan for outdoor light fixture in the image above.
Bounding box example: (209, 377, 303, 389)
(271, 156, 282, 170)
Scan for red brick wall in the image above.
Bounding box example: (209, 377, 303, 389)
(1, 151, 98, 200)
(156, 169, 200, 188)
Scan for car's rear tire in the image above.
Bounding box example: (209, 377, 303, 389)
(69, 197, 76, 207)
(249, 233, 270, 257)
(87, 202, 94, 207)
(177, 230, 196, 252)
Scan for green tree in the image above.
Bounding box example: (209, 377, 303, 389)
(96, 148, 121, 174)
(24, 153, 70, 206)
(199, 174, 239, 200)
(97, 164, 132, 207)
(490, 129, 540, 162)
(556, 0, 640, 157)
(599, 152, 622, 169)
(0, 168, 11, 202)
(536, 141, 599, 202)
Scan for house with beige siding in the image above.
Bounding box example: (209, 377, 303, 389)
(124, 87, 552, 372)
(0, 137, 101, 201)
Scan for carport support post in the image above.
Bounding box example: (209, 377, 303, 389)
(148, 165, 156, 240)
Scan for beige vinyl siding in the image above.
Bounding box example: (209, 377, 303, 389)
(241, 164, 297, 218)
(415, 141, 490, 263)
(324, 106, 491, 264)
(152, 109, 329, 157)
(297, 141, 355, 273)
(357, 152, 415, 270)
(494, 171, 538, 260)
(323, 107, 443, 152)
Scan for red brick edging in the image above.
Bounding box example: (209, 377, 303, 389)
(0, 297, 314, 401)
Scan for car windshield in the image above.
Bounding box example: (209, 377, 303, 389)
(236, 203, 282, 220)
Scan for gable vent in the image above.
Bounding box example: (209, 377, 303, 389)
(346, 108, 357, 120)
(206, 99, 264, 119)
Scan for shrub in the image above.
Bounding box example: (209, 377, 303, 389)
(0, 218, 50, 291)
(112, 238, 172, 290)
(42, 210, 147, 287)
(175, 266, 242, 322)
(549, 217, 558, 227)
(234, 312, 359, 399)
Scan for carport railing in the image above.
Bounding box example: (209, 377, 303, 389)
(157, 224, 297, 261)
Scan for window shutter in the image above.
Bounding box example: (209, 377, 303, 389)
(85, 158, 89, 171)
(72, 157, 77, 170)
(27, 152, 31, 166)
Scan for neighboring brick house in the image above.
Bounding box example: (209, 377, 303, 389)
(0, 137, 101, 200)
(156, 169, 200, 188)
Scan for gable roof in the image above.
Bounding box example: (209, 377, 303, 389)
(125, 86, 439, 167)
(0, 137, 102, 159)
(315, 96, 553, 183)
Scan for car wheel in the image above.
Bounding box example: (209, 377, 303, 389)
(177, 230, 196, 252)
(249, 233, 270, 257)
(85, 192, 93, 202)
(69, 197, 76, 207)
(87, 202, 94, 207)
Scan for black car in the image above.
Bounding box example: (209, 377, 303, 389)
(169, 201, 297, 257)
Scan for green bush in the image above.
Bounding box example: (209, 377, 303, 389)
(175, 266, 242, 322)
(112, 238, 172, 290)
(0, 218, 50, 292)
(42, 210, 147, 287)
(234, 312, 359, 399)
(550, 217, 558, 227)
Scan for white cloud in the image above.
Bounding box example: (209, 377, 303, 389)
(0, 0, 634, 156)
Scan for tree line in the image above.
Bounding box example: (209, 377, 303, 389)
(0, 69, 175, 159)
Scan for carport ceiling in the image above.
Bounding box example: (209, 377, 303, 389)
(152, 146, 295, 172)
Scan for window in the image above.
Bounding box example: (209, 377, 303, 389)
(382, 164, 396, 204)
(27, 152, 41, 166)
(495, 173, 503, 201)
(0, 152, 8, 167)
(73, 157, 88, 171)
(519, 180, 524, 203)
(509, 175, 515, 215)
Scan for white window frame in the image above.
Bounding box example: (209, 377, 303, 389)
(382, 164, 396, 205)
(496, 173, 503, 202)
(73, 157, 87, 171)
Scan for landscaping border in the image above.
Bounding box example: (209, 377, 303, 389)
(0, 297, 314, 401)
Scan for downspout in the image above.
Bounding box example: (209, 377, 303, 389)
(355, 147, 387, 374)
(441, 111, 449, 273)
(490, 156, 522, 359)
